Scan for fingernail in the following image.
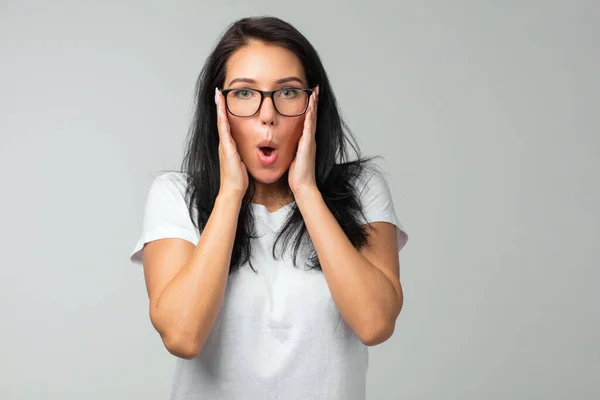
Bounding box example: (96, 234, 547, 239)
(215, 87, 219, 103)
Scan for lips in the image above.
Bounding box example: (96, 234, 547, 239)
(256, 140, 278, 166)
(257, 140, 279, 151)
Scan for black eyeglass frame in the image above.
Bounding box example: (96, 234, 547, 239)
(219, 88, 314, 117)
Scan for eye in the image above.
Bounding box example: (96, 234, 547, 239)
(232, 89, 256, 99)
(278, 88, 300, 98)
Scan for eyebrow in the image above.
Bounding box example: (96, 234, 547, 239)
(227, 76, 305, 86)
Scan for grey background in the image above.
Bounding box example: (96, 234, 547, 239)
(1, 1, 598, 399)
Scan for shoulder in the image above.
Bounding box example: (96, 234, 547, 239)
(348, 162, 408, 249)
(141, 170, 195, 224)
(350, 162, 393, 198)
(145, 171, 191, 207)
(130, 170, 197, 264)
(326, 161, 395, 206)
(152, 171, 189, 194)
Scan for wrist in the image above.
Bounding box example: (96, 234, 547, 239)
(293, 185, 321, 206)
(216, 190, 245, 208)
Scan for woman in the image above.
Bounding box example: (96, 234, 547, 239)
(130, 16, 408, 400)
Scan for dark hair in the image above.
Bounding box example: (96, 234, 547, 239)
(181, 16, 378, 274)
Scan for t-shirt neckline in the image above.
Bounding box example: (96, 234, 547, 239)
(250, 201, 296, 217)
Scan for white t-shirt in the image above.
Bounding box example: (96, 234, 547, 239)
(130, 167, 408, 400)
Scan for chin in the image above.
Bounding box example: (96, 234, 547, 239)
(249, 165, 288, 184)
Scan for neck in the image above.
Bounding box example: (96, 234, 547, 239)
(250, 177, 294, 206)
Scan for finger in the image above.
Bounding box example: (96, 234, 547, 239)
(303, 93, 313, 131)
(216, 91, 241, 158)
(311, 86, 319, 135)
(303, 91, 317, 139)
(215, 89, 234, 145)
(215, 89, 227, 138)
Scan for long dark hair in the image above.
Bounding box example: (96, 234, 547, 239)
(181, 16, 378, 274)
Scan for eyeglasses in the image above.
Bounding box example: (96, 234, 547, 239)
(220, 88, 314, 117)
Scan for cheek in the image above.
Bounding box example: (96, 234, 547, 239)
(227, 116, 305, 169)
(228, 119, 252, 152)
(279, 118, 305, 158)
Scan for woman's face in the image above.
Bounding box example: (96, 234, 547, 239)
(222, 40, 308, 186)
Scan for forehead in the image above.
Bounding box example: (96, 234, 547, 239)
(224, 41, 306, 87)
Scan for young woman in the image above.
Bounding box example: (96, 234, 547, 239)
(130, 16, 408, 400)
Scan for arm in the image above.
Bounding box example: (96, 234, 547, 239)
(288, 86, 404, 345)
(142, 192, 242, 359)
(295, 188, 403, 346)
(141, 88, 248, 359)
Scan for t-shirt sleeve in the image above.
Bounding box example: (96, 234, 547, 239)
(129, 172, 200, 265)
(357, 166, 408, 252)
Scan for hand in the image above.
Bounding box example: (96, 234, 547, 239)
(215, 88, 248, 199)
(288, 86, 319, 197)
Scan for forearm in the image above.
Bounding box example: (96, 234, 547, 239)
(152, 193, 242, 356)
(295, 188, 402, 344)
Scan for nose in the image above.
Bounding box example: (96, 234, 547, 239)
(258, 95, 277, 126)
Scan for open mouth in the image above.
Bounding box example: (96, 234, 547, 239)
(259, 147, 275, 156)
(257, 145, 278, 166)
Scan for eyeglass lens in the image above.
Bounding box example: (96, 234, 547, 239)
(226, 89, 308, 116)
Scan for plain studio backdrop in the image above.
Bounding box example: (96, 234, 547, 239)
(1, 1, 598, 399)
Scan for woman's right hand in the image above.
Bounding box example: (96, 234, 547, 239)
(215, 88, 249, 199)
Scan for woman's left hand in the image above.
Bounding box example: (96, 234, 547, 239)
(289, 86, 319, 197)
